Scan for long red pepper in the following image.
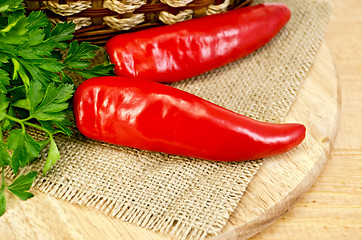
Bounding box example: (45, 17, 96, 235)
(105, 3, 291, 83)
(73, 77, 305, 161)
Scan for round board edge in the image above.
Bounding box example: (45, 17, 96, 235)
(0, 41, 340, 240)
(211, 41, 341, 240)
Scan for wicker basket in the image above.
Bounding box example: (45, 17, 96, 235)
(25, 0, 252, 44)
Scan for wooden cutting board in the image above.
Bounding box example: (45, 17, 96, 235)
(0, 41, 340, 240)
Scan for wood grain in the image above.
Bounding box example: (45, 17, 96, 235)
(212, 41, 340, 240)
(248, 0, 362, 239)
(2, 0, 361, 238)
(0, 37, 340, 240)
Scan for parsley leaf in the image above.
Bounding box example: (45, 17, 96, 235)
(0, 0, 24, 14)
(63, 41, 115, 82)
(40, 117, 73, 137)
(0, 68, 10, 93)
(7, 171, 37, 200)
(0, 11, 27, 45)
(0, 0, 115, 215)
(0, 92, 8, 121)
(30, 81, 74, 121)
(0, 141, 10, 166)
(1, 105, 14, 131)
(47, 21, 75, 49)
(73, 62, 115, 79)
(0, 186, 6, 216)
(7, 129, 41, 174)
(64, 41, 99, 69)
(43, 138, 60, 175)
(27, 79, 43, 111)
(26, 11, 50, 32)
(61, 72, 74, 84)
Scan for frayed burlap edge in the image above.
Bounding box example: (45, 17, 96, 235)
(5, 1, 332, 239)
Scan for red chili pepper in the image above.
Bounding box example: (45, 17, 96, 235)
(73, 76, 305, 161)
(105, 3, 291, 83)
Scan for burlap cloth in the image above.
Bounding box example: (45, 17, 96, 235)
(6, 0, 332, 239)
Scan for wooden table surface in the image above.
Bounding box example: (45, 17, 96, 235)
(1, 1, 360, 240)
(250, 0, 362, 239)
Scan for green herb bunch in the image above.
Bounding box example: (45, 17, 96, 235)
(0, 0, 114, 216)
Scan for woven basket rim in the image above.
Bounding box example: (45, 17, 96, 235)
(26, 0, 252, 16)
(25, 0, 253, 44)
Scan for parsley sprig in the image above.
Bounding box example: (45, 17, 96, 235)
(0, 1, 114, 216)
